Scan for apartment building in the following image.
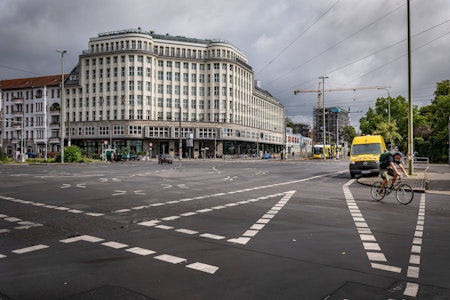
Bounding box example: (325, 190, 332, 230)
(313, 106, 350, 145)
(65, 28, 285, 158)
(0, 76, 63, 159)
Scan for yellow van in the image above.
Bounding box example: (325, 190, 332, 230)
(349, 135, 387, 178)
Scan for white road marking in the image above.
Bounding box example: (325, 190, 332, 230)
(186, 262, 219, 274)
(404, 282, 419, 297)
(403, 193, 427, 297)
(126, 247, 156, 256)
(60, 235, 104, 243)
(371, 263, 402, 273)
(13, 244, 49, 254)
(343, 180, 401, 273)
(200, 233, 226, 240)
(154, 254, 186, 264)
(102, 241, 129, 249)
(176, 229, 199, 235)
(112, 190, 126, 196)
(228, 191, 296, 245)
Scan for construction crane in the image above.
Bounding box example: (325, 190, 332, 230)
(294, 83, 391, 108)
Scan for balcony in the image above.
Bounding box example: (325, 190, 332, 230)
(11, 123, 22, 130)
(12, 110, 24, 116)
(12, 97, 24, 104)
(49, 137, 60, 144)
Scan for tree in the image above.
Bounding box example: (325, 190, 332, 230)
(341, 126, 357, 144)
(285, 117, 295, 130)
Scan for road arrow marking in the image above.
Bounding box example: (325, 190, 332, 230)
(61, 184, 71, 189)
(112, 190, 126, 196)
(76, 183, 86, 188)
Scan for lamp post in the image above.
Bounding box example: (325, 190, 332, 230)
(319, 76, 328, 160)
(56, 49, 68, 163)
(178, 105, 182, 160)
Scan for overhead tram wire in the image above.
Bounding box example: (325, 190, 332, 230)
(255, 0, 341, 76)
(0, 64, 43, 77)
(264, 2, 406, 88)
(341, 29, 450, 87)
(274, 20, 450, 96)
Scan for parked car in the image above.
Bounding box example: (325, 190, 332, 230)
(26, 152, 37, 158)
(158, 154, 173, 164)
(262, 153, 272, 159)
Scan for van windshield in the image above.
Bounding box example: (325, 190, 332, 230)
(351, 143, 381, 155)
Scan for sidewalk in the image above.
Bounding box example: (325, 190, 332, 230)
(357, 164, 450, 196)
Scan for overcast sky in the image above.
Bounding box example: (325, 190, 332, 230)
(1, 0, 449, 129)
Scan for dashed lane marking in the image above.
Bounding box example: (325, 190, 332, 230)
(0, 195, 104, 218)
(403, 193, 426, 298)
(343, 180, 401, 271)
(113, 172, 340, 215)
(60, 235, 218, 274)
(138, 191, 296, 246)
(12, 244, 49, 254)
(0, 213, 43, 232)
(344, 180, 427, 298)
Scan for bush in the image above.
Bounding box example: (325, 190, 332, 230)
(0, 147, 6, 161)
(55, 145, 83, 163)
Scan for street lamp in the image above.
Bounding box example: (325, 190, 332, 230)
(56, 49, 68, 163)
(378, 87, 391, 124)
(319, 76, 328, 160)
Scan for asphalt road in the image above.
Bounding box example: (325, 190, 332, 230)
(0, 160, 449, 300)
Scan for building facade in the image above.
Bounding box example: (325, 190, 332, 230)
(313, 106, 350, 146)
(0, 76, 64, 159)
(65, 28, 285, 158)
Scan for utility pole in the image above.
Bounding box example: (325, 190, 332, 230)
(319, 76, 328, 160)
(407, 0, 414, 175)
(57, 49, 68, 163)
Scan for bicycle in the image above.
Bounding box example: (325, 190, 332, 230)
(371, 175, 414, 205)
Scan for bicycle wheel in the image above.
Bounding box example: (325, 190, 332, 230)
(371, 182, 384, 201)
(396, 183, 414, 205)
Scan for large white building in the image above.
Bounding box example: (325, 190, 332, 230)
(65, 28, 285, 158)
(0, 75, 64, 159)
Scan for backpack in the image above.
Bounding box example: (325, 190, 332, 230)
(379, 151, 393, 166)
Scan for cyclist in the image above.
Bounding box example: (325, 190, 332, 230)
(379, 151, 408, 196)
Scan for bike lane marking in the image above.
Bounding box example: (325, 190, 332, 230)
(343, 180, 401, 273)
(345, 180, 427, 298)
(403, 192, 426, 298)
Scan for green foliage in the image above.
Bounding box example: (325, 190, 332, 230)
(55, 145, 83, 163)
(359, 79, 450, 162)
(341, 126, 357, 144)
(0, 147, 7, 161)
(285, 117, 295, 129)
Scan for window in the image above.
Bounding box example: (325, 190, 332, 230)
(129, 125, 142, 135)
(129, 67, 135, 76)
(166, 72, 172, 81)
